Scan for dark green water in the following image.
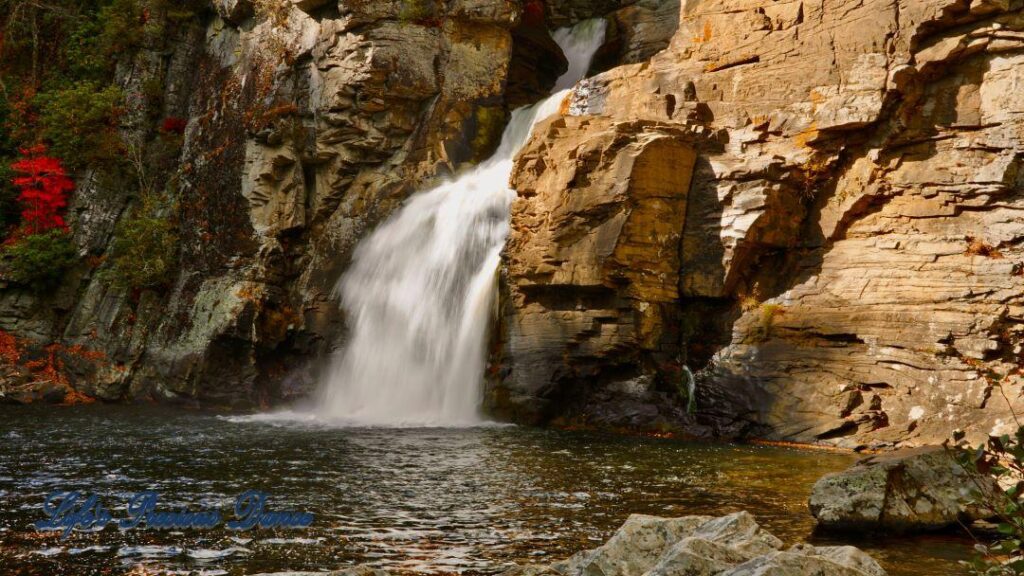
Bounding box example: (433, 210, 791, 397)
(0, 405, 971, 575)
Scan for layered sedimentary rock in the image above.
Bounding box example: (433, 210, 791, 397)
(494, 0, 1024, 447)
(491, 117, 702, 425)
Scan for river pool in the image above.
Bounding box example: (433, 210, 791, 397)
(0, 405, 972, 575)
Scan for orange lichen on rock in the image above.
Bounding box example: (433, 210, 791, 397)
(692, 20, 713, 43)
(557, 92, 572, 116)
(965, 236, 1004, 259)
(793, 121, 819, 148)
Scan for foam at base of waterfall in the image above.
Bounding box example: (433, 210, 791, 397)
(220, 410, 514, 430)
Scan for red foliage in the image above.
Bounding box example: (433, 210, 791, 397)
(524, 0, 545, 26)
(161, 116, 187, 135)
(1, 226, 26, 247)
(10, 145, 74, 234)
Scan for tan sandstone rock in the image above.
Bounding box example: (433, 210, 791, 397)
(491, 116, 698, 425)
(495, 0, 1024, 447)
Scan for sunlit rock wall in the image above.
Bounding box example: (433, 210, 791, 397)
(492, 118, 699, 427)
(493, 0, 1024, 449)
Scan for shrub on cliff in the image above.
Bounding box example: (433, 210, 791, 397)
(1, 146, 78, 291)
(105, 193, 179, 289)
(2, 229, 78, 291)
(952, 428, 1024, 575)
(948, 366, 1024, 575)
(62, 6, 125, 82)
(36, 81, 123, 169)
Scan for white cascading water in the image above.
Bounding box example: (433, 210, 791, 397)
(317, 19, 607, 426)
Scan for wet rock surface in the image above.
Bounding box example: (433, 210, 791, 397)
(810, 446, 997, 532)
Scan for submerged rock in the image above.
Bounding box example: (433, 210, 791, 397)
(504, 511, 887, 576)
(809, 446, 997, 532)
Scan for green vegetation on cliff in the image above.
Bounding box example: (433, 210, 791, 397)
(36, 81, 124, 169)
(105, 192, 179, 289)
(1, 229, 77, 291)
(0, 0, 205, 292)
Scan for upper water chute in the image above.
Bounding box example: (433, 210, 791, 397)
(317, 19, 608, 427)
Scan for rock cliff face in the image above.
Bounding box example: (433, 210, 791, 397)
(0, 0, 560, 404)
(491, 0, 1024, 448)
(0, 0, 678, 407)
(2, 0, 1022, 451)
(493, 118, 701, 426)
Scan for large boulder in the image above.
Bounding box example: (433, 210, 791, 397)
(553, 514, 717, 575)
(809, 446, 998, 532)
(505, 512, 886, 576)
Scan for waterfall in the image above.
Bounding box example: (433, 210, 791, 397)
(317, 19, 608, 427)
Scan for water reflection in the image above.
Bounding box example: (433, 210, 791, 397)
(0, 405, 969, 575)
